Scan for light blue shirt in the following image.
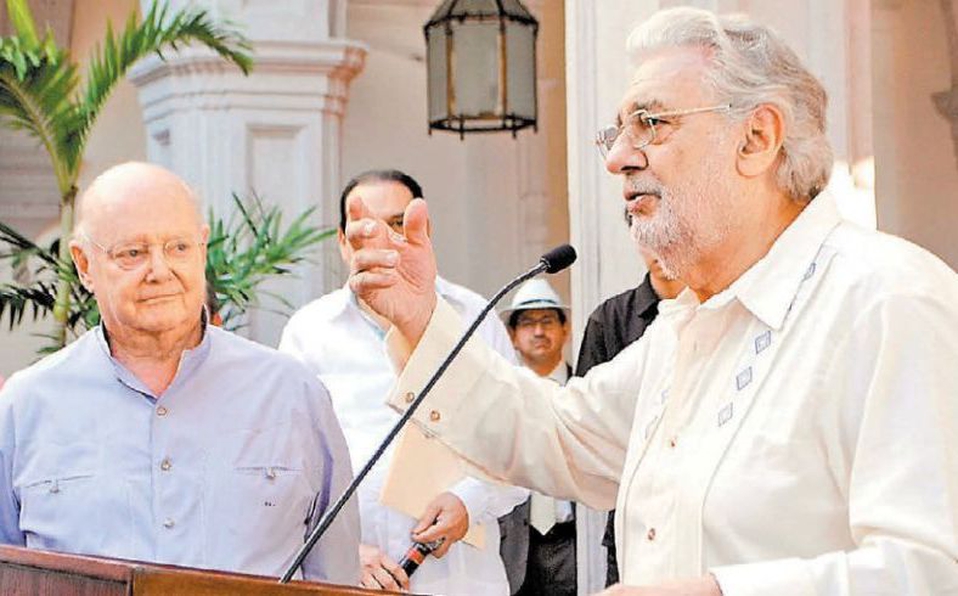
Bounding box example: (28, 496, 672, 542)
(0, 323, 360, 584)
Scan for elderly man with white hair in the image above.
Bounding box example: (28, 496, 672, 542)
(0, 162, 359, 584)
(341, 7, 958, 596)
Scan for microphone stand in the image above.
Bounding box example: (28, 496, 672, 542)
(279, 260, 550, 583)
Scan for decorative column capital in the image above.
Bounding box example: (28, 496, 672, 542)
(128, 40, 367, 120)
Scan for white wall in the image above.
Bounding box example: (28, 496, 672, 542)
(872, 0, 958, 269)
(342, 0, 569, 304)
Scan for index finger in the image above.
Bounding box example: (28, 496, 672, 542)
(380, 555, 410, 590)
(412, 518, 448, 544)
(347, 193, 372, 223)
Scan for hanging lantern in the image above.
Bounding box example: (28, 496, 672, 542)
(424, 0, 539, 138)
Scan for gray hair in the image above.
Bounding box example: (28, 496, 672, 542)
(627, 8, 833, 202)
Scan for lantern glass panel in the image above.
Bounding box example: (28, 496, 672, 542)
(426, 28, 449, 122)
(499, 0, 533, 16)
(455, 0, 498, 13)
(452, 21, 501, 117)
(505, 20, 535, 119)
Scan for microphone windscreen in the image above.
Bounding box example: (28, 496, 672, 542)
(540, 244, 577, 274)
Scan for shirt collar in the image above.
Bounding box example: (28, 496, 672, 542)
(94, 309, 213, 398)
(727, 192, 842, 329)
(658, 192, 842, 331)
(547, 361, 570, 384)
(634, 273, 661, 319)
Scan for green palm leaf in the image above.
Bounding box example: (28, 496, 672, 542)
(4, 0, 39, 49)
(0, 37, 77, 190)
(72, 2, 253, 174)
(0, 0, 253, 350)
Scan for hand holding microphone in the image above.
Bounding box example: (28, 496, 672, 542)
(357, 493, 461, 592)
(410, 491, 469, 558)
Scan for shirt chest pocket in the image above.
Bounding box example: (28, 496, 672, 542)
(17, 443, 134, 557)
(205, 427, 317, 560)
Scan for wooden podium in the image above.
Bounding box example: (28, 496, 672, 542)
(0, 545, 396, 595)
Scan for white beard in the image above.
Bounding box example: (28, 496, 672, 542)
(628, 151, 734, 279)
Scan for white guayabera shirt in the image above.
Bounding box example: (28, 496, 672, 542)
(385, 193, 958, 596)
(280, 276, 528, 596)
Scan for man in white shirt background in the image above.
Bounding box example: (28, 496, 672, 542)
(280, 169, 527, 595)
(500, 279, 577, 596)
(341, 6, 958, 596)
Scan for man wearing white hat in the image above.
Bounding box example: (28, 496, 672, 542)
(503, 279, 571, 380)
(500, 279, 576, 596)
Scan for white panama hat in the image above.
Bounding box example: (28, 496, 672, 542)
(500, 278, 570, 321)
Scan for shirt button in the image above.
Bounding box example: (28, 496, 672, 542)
(156, 406, 168, 417)
(429, 410, 441, 422)
(160, 458, 172, 471)
(163, 518, 175, 529)
(405, 392, 415, 404)
(647, 527, 656, 541)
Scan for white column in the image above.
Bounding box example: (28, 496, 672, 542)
(129, 0, 366, 348)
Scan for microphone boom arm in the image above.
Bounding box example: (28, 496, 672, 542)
(279, 260, 549, 583)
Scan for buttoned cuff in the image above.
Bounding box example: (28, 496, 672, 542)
(710, 558, 816, 596)
(385, 297, 480, 438)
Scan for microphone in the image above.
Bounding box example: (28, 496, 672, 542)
(279, 244, 577, 583)
(397, 538, 444, 577)
(540, 244, 577, 274)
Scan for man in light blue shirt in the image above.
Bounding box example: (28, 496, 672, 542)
(0, 162, 359, 584)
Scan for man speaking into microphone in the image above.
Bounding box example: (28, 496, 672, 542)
(343, 7, 958, 596)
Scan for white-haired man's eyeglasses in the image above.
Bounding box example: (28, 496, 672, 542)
(595, 103, 731, 158)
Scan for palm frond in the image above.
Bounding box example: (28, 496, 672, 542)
(0, 281, 56, 329)
(73, 1, 252, 171)
(206, 194, 333, 330)
(4, 0, 39, 49)
(0, 37, 78, 190)
(0, 219, 59, 267)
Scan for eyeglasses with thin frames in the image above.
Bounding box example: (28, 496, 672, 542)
(79, 231, 205, 271)
(515, 313, 562, 330)
(595, 103, 732, 159)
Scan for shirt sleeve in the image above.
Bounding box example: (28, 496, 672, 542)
(385, 297, 645, 511)
(300, 377, 361, 585)
(0, 384, 24, 546)
(444, 291, 529, 524)
(277, 317, 303, 358)
(448, 476, 529, 527)
(711, 292, 958, 596)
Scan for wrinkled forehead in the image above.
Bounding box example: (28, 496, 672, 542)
(616, 46, 714, 120)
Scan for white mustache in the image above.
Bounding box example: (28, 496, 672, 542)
(624, 177, 664, 197)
